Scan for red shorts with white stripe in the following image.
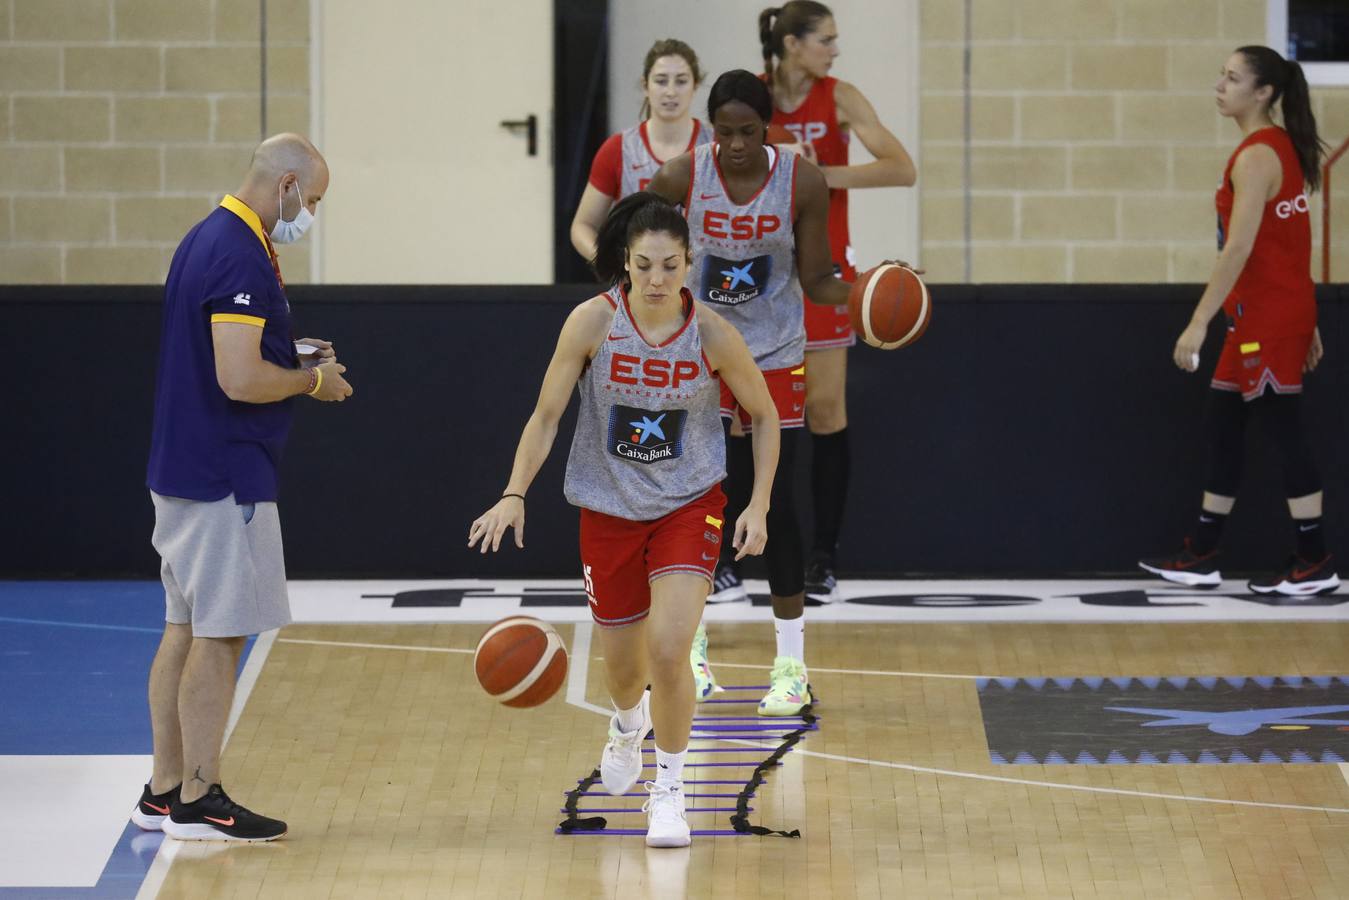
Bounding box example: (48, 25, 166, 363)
(804, 298, 856, 350)
(719, 364, 807, 431)
(579, 485, 726, 628)
(1210, 331, 1312, 401)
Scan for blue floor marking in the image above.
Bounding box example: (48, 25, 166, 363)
(0, 581, 260, 899)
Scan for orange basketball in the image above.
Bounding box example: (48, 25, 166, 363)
(474, 616, 568, 708)
(847, 264, 931, 350)
(766, 123, 795, 145)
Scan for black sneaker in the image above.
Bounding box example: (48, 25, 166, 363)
(707, 561, 748, 603)
(130, 782, 180, 831)
(162, 784, 287, 842)
(1248, 554, 1341, 597)
(1138, 538, 1222, 587)
(804, 554, 839, 604)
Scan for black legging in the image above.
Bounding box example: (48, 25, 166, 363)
(1204, 388, 1322, 499)
(721, 423, 804, 597)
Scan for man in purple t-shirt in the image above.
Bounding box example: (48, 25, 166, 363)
(136, 133, 353, 843)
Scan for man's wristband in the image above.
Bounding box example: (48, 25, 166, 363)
(305, 367, 322, 396)
(502, 493, 525, 502)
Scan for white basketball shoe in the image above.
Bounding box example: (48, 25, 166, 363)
(600, 690, 651, 795)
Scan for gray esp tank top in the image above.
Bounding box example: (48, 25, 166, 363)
(563, 285, 726, 521)
(620, 120, 712, 199)
(684, 143, 804, 371)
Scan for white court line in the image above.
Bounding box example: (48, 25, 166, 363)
(566, 621, 610, 717)
(705, 660, 985, 680)
(260, 635, 1349, 816)
(277, 637, 474, 654)
(135, 628, 280, 900)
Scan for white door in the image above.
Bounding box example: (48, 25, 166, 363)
(313, 0, 553, 282)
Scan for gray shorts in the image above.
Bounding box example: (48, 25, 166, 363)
(150, 491, 292, 638)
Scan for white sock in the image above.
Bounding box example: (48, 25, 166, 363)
(615, 694, 646, 733)
(655, 746, 686, 789)
(774, 615, 804, 663)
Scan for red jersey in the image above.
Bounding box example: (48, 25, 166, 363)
(1215, 126, 1315, 340)
(587, 120, 710, 199)
(769, 75, 853, 279)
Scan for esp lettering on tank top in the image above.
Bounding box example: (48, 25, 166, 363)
(683, 143, 805, 371)
(563, 285, 726, 521)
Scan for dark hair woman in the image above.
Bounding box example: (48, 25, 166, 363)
(1139, 46, 1336, 597)
(470, 192, 779, 848)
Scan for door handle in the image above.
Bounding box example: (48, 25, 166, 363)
(499, 114, 538, 157)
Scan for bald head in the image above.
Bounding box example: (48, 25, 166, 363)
(247, 132, 327, 185)
(236, 132, 329, 234)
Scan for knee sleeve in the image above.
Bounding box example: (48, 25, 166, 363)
(1253, 394, 1323, 498)
(1204, 390, 1247, 498)
(764, 431, 804, 597)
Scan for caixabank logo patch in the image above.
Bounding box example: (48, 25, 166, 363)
(606, 405, 687, 464)
(702, 254, 772, 306)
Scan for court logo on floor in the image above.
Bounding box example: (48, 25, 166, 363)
(976, 675, 1349, 764)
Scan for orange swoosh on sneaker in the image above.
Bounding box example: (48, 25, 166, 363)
(143, 801, 170, 815)
(1291, 564, 1321, 580)
(204, 816, 235, 826)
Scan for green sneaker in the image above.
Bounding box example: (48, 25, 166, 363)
(690, 623, 724, 701)
(758, 656, 811, 716)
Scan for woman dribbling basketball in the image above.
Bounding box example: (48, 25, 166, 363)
(469, 193, 779, 847)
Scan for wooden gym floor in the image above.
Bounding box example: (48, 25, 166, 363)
(147, 611, 1349, 899)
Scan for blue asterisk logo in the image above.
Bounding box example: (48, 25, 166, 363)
(628, 414, 667, 444)
(1106, 704, 1349, 736)
(721, 262, 755, 290)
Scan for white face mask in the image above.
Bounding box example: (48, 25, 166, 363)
(270, 179, 314, 244)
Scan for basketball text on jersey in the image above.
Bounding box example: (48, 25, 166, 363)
(702, 254, 773, 306)
(606, 405, 688, 464)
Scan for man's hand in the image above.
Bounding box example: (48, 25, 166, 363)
(296, 337, 336, 368)
(309, 360, 353, 401)
(1305, 327, 1324, 373)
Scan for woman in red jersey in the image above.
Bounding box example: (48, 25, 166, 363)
(756, 2, 916, 603)
(1139, 46, 1337, 597)
(471, 193, 778, 847)
(570, 39, 711, 262)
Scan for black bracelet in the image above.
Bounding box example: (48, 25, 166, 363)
(502, 493, 525, 502)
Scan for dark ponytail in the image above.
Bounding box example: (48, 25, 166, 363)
(759, 1, 833, 86)
(590, 191, 690, 285)
(759, 7, 781, 83)
(1237, 45, 1328, 192)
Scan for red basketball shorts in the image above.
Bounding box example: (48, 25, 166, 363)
(719, 364, 806, 431)
(804, 297, 855, 350)
(1210, 331, 1312, 401)
(579, 485, 727, 628)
